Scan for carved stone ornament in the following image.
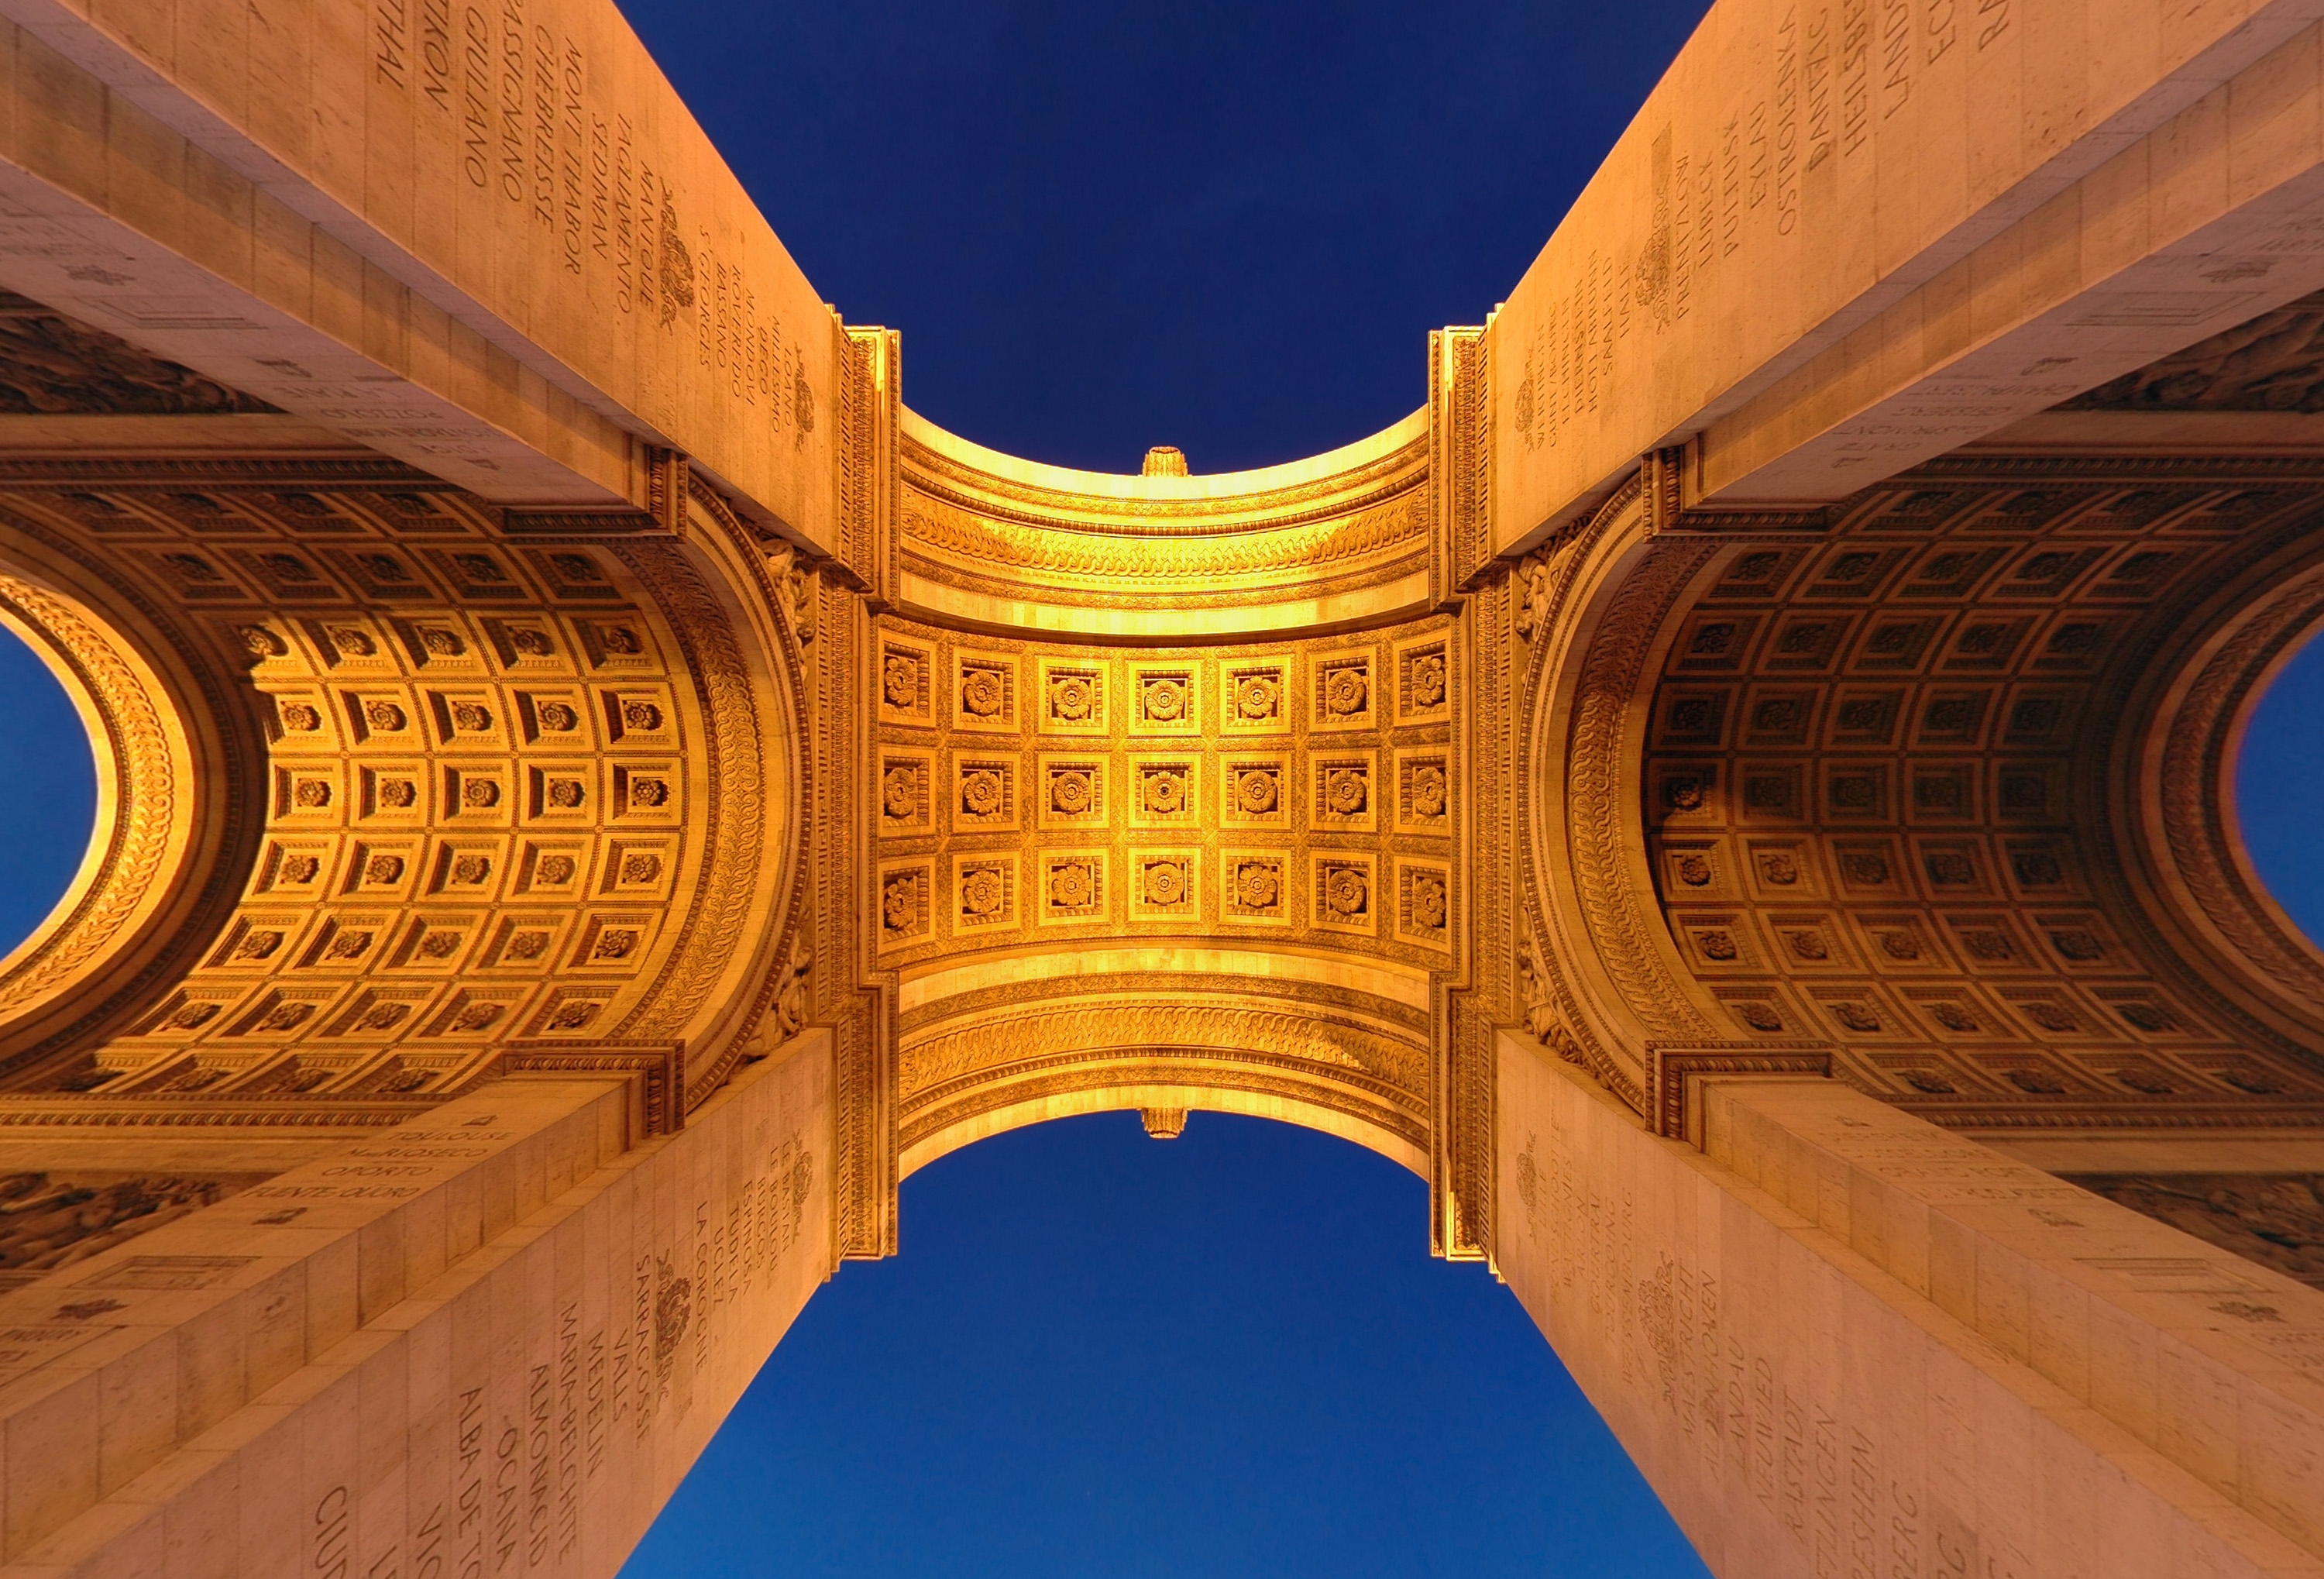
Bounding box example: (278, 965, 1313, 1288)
(1236, 675, 1280, 720)
(1050, 673, 1095, 721)
(882, 874, 922, 932)
(1141, 676, 1186, 721)
(882, 653, 919, 707)
(1514, 549, 1553, 644)
(1142, 860, 1188, 906)
(961, 868, 1006, 917)
(1236, 862, 1281, 909)
(775, 941, 813, 1037)
(1410, 652, 1446, 707)
(960, 769, 1004, 817)
(961, 668, 1005, 717)
(1325, 768, 1368, 816)
(1142, 769, 1187, 815)
(1518, 913, 1561, 1044)
(785, 556, 816, 645)
(1323, 867, 1369, 919)
(1411, 874, 1447, 931)
(1236, 768, 1279, 814)
(1322, 666, 1368, 715)
(1410, 765, 1447, 817)
(882, 766, 920, 819)
(0, 1171, 247, 1277)
(1050, 770, 1093, 814)
(0, 292, 276, 414)
(2062, 289, 2324, 412)
(1049, 862, 1096, 909)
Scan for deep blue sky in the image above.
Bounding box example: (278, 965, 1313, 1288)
(2239, 635, 2324, 942)
(626, 1115, 1712, 1579)
(0, 626, 92, 955)
(619, 0, 1720, 475)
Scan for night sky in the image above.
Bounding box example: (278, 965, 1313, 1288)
(0, 0, 2317, 1575)
(605, 2, 1728, 1572)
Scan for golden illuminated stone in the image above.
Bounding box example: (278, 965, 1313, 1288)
(0, 5, 2315, 1575)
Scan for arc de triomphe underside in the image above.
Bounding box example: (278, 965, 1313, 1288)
(7, 0, 2324, 1574)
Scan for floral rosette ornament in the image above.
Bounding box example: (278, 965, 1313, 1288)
(1051, 771, 1093, 814)
(1236, 863, 1280, 910)
(882, 654, 918, 707)
(1323, 666, 1368, 716)
(960, 769, 1004, 817)
(1050, 862, 1096, 909)
(1412, 874, 1448, 930)
(882, 766, 919, 819)
(1325, 769, 1367, 815)
(1142, 861, 1187, 906)
(960, 667, 1006, 717)
(1142, 676, 1185, 721)
(1143, 770, 1187, 815)
(882, 874, 919, 931)
(961, 867, 1006, 917)
(1324, 867, 1369, 919)
(1236, 769, 1278, 814)
(1409, 765, 1447, 817)
(1409, 652, 1446, 707)
(1050, 674, 1094, 722)
(1236, 675, 1278, 721)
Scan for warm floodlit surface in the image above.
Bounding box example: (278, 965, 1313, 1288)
(619, 1112, 1714, 1578)
(0, 622, 95, 957)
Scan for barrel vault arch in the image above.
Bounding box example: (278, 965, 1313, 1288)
(865, 408, 1463, 1201)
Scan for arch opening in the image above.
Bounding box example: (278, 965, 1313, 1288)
(0, 614, 96, 962)
(2236, 619, 2324, 955)
(622, 1109, 1714, 1579)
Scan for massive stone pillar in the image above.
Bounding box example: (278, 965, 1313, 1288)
(1497, 1038, 2324, 1579)
(0, 1038, 829, 1577)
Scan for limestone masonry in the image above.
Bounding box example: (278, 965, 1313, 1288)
(0, 0, 2318, 1574)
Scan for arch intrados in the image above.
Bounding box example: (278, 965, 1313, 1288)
(899, 1082, 1429, 1183)
(895, 940, 1436, 1185)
